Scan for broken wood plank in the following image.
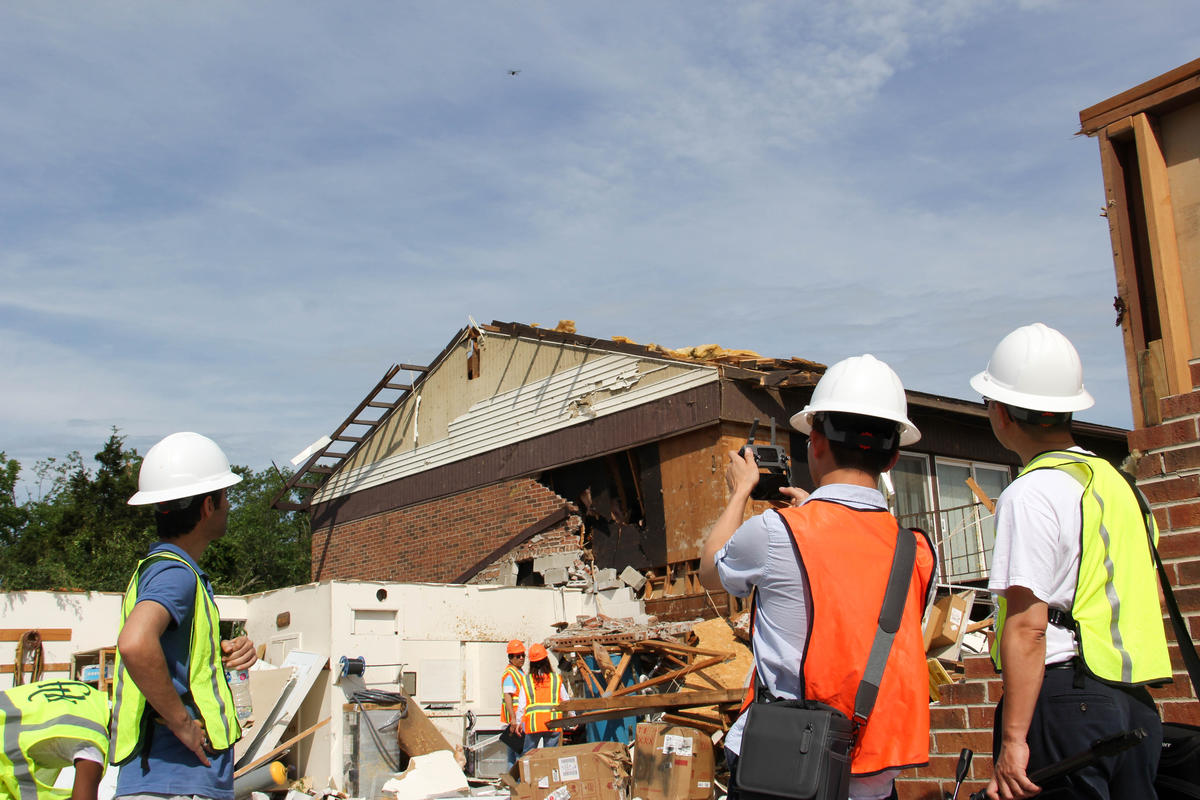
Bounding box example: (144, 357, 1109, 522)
(560, 687, 742, 714)
(0, 629, 72, 641)
(395, 694, 455, 757)
(639, 639, 730, 659)
(663, 711, 725, 734)
(591, 642, 616, 680)
(234, 716, 330, 779)
(574, 655, 604, 697)
(965, 477, 995, 514)
(603, 652, 633, 696)
(609, 656, 727, 698)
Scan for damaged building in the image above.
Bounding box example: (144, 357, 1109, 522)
(278, 320, 1129, 615)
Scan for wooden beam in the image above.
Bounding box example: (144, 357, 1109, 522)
(0, 629, 72, 641)
(609, 656, 727, 698)
(965, 477, 995, 514)
(1133, 112, 1193, 395)
(638, 639, 730, 659)
(603, 652, 633, 696)
(384, 383, 413, 391)
(574, 655, 604, 697)
(1079, 57, 1200, 134)
(559, 688, 742, 714)
(1, 663, 70, 674)
(1098, 129, 1153, 429)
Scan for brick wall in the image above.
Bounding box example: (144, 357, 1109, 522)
(897, 360, 1200, 798)
(311, 477, 580, 583)
(896, 655, 999, 799)
(1127, 358, 1200, 726)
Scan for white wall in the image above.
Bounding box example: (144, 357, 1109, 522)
(0, 581, 593, 790)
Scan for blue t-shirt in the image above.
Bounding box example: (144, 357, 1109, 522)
(115, 543, 233, 800)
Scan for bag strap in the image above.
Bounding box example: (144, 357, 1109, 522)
(851, 523, 916, 728)
(1120, 470, 1200, 695)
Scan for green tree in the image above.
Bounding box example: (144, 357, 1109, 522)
(0, 434, 311, 595)
(204, 464, 312, 595)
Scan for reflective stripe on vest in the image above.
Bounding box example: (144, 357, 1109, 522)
(0, 680, 110, 800)
(500, 666, 524, 724)
(773, 501, 935, 776)
(990, 451, 1171, 686)
(109, 551, 240, 765)
(521, 672, 562, 734)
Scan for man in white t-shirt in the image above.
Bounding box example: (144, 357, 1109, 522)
(972, 323, 1170, 800)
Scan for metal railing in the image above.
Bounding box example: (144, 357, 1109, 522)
(898, 501, 995, 587)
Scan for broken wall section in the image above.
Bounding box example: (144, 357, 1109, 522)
(312, 477, 580, 583)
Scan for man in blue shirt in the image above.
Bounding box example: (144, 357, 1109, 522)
(111, 432, 257, 800)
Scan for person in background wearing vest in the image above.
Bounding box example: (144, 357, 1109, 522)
(0, 679, 109, 800)
(700, 355, 937, 800)
(109, 432, 258, 800)
(972, 324, 1170, 800)
(518, 644, 570, 754)
(500, 640, 526, 767)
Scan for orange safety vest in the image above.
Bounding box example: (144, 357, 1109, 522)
(522, 672, 563, 734)
(741, 500, 935, 776)
(500, 665, 524, 724)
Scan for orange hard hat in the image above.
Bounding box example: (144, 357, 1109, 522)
(529, 643, 549, 661)
(506, 639, 525, 655)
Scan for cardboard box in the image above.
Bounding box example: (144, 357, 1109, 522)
(507, 742, 631, 800)
(630, 723, 715, 800)
(924, 591, 972, 651)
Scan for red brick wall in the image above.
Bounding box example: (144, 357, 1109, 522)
(311, 477, 580, 583)
(896, 655, 999, 799)
(1128, 361, 1200, 726)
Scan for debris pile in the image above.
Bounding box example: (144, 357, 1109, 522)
(546, 615, 745, 738)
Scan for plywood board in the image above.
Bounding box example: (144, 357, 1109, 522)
(1161, 102, 1200, 362)
(1134, 112, 1193, 394)
(658, 426, 737, 562)
(234, 650, 325, 770)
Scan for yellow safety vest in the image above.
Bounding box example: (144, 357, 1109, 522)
(109, 551, 240, 766)
(992, 450, 1172, 686)
(500, 666, 524, 724)
(521, 672, 563, 734)
(0, 680, 110, 800)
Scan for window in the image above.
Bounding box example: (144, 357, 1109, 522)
(934, 458, 1012, 583)
(889, 453, 934, 533)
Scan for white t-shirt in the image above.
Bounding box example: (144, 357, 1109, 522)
(987, 448, 1087, 666)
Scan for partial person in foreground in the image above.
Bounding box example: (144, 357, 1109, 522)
(0, 679, 109, 800)
(972, 323, 1170, 800)
(109, 432, 258, 800)
(700, 354, 936, 800)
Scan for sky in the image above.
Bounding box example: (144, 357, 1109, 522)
(2, 2, 1198, 494)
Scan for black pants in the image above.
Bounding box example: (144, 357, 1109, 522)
(993, 664, 1162, 799)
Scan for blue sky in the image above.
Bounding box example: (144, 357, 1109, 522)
(2, 2, 1197, 490)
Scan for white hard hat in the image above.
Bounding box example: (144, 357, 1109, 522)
(970, 323, 1094, 413)
(128, 432, 242, 506)
(790, 354, 921, 446)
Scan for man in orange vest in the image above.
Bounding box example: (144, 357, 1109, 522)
(700, 355, 936, 800)
(500, 639, 526, 766)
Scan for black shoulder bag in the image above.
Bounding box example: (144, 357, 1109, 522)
(735, 524, 917, 800)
